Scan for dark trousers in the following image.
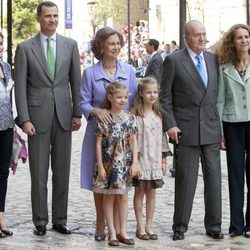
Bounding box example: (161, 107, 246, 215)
(223, 121, 250, 233)
(0, 128, 13, 212)
(173, 143, 221, 233)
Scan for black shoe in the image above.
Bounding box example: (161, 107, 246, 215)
(52, 224, 71, 234)
(206, 231, 224, 239)
(230, 232, 242, 237)
(244, 231, 250, 238)
(94, 233, 106, 241)
(0, 230, 5, 238)
(0, 228, 13, 236)
(172, 231, 184, 241)
(33, 225, 46, 236)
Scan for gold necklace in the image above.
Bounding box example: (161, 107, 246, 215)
(103, 63, 117, 77)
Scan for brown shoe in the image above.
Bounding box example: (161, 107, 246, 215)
(117, 234, 135, 245)
(136, 230, 150, 240)
(108, 238, 119, 246)
(147, 232, 158, 240)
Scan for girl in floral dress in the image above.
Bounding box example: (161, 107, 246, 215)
(93, 82, 140, 246)
(131, 77, 172, 240)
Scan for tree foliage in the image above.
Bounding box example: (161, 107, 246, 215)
(7, 0, 41, 44)
(89, 0, 126, 34)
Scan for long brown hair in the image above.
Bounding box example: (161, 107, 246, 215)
(131, 77, 162, 118)
(103, 82, 129, 109)
(215, 24, 250, 65)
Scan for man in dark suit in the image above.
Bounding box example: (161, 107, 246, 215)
(14, 1, 81, 236)
(144, 39, 163, 85)
(160, 20, 223, 241)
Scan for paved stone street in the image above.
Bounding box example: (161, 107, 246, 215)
(1, 119, 250, 249)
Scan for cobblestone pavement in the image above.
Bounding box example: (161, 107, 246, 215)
(1, 120, 250, 250)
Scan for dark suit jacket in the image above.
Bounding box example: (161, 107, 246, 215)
(159, 48, 221, 146)
(144, 52, 163, 85)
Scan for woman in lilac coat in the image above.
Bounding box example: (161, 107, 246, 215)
(80, 27, 137, 241)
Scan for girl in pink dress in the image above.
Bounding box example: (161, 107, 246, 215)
(94, 82, 140, 246)
(131, 77, 171, 240)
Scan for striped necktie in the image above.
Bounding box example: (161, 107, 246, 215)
(195, 54, 207, 87)
(47, 38, 55, 80)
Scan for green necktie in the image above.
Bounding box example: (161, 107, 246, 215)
(47, 38, 55, 80)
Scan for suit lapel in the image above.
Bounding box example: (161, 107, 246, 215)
(55, 34, 66, 79)
(145, 53, 157, 75)
(180, 49, 206, 93)
(145, 58, 152, 75)
(0, 61, 10, 84)
(201, 52, 218, 102)
(203, 51, 214, 92)
(31, 35, 52, 81)
(223, 64, 244, 86)
(244, 66, 250, 82)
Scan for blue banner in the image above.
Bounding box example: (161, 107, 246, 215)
(65, 0, 72, 29)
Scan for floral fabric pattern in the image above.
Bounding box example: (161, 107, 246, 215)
(136, 112, 170, 180)
(93, 111, 137, 194)
(0, 61, 14, 131)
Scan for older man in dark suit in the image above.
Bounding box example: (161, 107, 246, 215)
(160, 20, 223, 241)
(14, 1, 81, 236)
(144, 39, 163, 85)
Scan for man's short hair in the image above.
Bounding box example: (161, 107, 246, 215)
(37, 1, 58, 16)
(148, 39, 160, 51)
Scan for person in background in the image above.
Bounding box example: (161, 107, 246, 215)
(144, 39, 163, 85)
(160, 20, 223, 241)
(170, 40, 178, 53)
(0, 31, 15, 238)
(80, 26, 137, 242)
(216, 23, 250, 238)
(131, 77, 171, 241)
(161, 43, 171, 61)
(14, 1, 81, 236)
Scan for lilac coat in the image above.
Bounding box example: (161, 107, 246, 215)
(80, 60, 137, 190)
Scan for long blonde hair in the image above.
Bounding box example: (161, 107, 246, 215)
(131, 77, 162, 118)
(104, 82, 129, 109)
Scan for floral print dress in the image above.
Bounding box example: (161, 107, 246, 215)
(132, 111, 171, 189)
(93, 111, 137, 194)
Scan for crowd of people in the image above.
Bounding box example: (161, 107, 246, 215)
(79, 19, 178, 75)
(1, 0, 250, 247)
